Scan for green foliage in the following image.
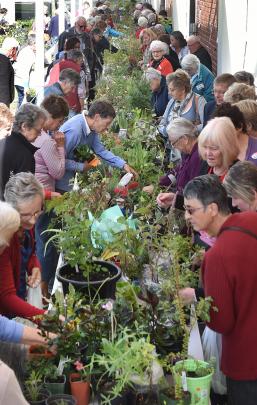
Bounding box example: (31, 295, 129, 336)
(73, 145, 95, 162)
(0, 19, 33, 47)
(24, 370, 43, 402)
(90, 329, 157, 404)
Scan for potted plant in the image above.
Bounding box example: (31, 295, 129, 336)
(26, 88, 37, 103)
(44, 363, 67, 396)
(69, 364, 90, 405)
(89, 328, 164, 405)
(24, 370, 50, 405)
(45, 191, 121, 300)
(172, 359, 213, 405)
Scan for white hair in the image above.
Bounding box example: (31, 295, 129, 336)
(167, 117, 198, 143)
(1, 37, 19, 53)
(149, 40, 169, 54)
(138, 16, 148, 27)
(181, 54, 200, 76)
(4, 172, 44, 210)
(0, 201, 20, 248)
(144, 67, 162, 82)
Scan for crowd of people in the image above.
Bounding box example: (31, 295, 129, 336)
(0, 1, 257, 404)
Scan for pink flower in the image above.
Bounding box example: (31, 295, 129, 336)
(102, 300, 113, 311)
(74, 360, 84, 371)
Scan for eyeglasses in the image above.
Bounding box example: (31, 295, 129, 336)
(183, 205, 205, 215)
(78, 25, 86, 29)
(152, 50, 162, 53)
(19, 210, 43, 220)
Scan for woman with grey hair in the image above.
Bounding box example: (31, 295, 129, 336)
(149, 40, 174, 76)
(144, 67, 169, 116)
(0, 172, 46, 318)
(181, 53, 215, 102)
(157, 117, 208, 197)
(0, 103, 48, 199)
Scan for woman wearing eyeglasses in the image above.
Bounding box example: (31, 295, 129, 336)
(0, 172, 46, 318)
(157, 117, 240, 210)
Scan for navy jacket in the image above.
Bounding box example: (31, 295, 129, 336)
(203, 100, 216, 127)
(151, 76, 169, 117)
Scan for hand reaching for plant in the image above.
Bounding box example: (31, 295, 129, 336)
(156, 192, 175, 208)
(123, 163, 138, 179)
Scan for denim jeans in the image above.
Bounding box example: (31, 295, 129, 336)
(35, 210, 59, 288)
(15, 85, 25, 108)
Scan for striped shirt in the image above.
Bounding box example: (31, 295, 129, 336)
(33, 130, 65, 191)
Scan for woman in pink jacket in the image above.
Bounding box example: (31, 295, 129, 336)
(33, 94, 69, 297)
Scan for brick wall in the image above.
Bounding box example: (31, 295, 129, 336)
(196, 0, 218, 74)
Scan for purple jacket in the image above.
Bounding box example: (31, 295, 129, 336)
(160, 142, 208, 192)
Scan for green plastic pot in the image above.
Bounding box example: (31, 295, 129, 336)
(173, 360, 213, 405)
(44, 375, 66, 395)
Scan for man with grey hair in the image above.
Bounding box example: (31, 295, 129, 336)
(187, 35, 212, 72)
(58, 16, 93, 73)
(14, 34, 36, 108)
(0, 104, 48, 199)
(144, 67, 169, 116)
(181, 54, 215, 102)
(44, 68, 81, 113)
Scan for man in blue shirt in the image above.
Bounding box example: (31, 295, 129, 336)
(56, 100, 137, 192)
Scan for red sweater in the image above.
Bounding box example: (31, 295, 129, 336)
(48, 59, 81, 113)
(150, 57, 174, 76)
(0, 232, 45, 318)
(202, 212, 257, 380)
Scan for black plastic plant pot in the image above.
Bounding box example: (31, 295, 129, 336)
(57, 260, 121, 300)
(46, 394, 77, 405)
(27, 389, 51, 405)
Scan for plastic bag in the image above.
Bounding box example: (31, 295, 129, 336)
(27, 285, 43, 309)
(188, 305, 204, 360)
(202, 326, 227, 395)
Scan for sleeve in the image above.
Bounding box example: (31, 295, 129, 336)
(202, 251, 236, 334)
(158, 100, 172, 139)
(62, 124, 85, 173)
(0, 315, 24, 343)
(203, 75, 215, 102)
(108, 27, 124, 37)
(0, 247, 45, 318)
(197, 95, 206, 132)
(91, 134, 125, 169)
(39, 140, 65, 180)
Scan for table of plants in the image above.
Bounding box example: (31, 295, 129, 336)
(23, 2, 215, 405)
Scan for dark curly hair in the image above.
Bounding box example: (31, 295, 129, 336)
(212, 102, 247, 133)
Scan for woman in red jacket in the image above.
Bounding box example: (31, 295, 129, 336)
(149, 40, 174, 76)
(0, 172, 46, 318)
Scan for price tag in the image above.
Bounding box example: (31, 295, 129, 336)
(57, 356, 69, 376)
(181, 371, 188, 391)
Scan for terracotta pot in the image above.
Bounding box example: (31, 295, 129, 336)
(28, 344, 54, 360)
(69, 373, 90, 405)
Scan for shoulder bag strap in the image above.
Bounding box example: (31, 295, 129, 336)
(219, 226, 257, 241)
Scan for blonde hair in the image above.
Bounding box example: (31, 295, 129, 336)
(0, 103, 13, 139)
(235, 99, 257, 131)
(0, 201, 20, 248)
(198, 117, 239, 169)
(139, 28, 157, 44)
(224, 161, 257, 205)
(223, 82, 256, 104)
